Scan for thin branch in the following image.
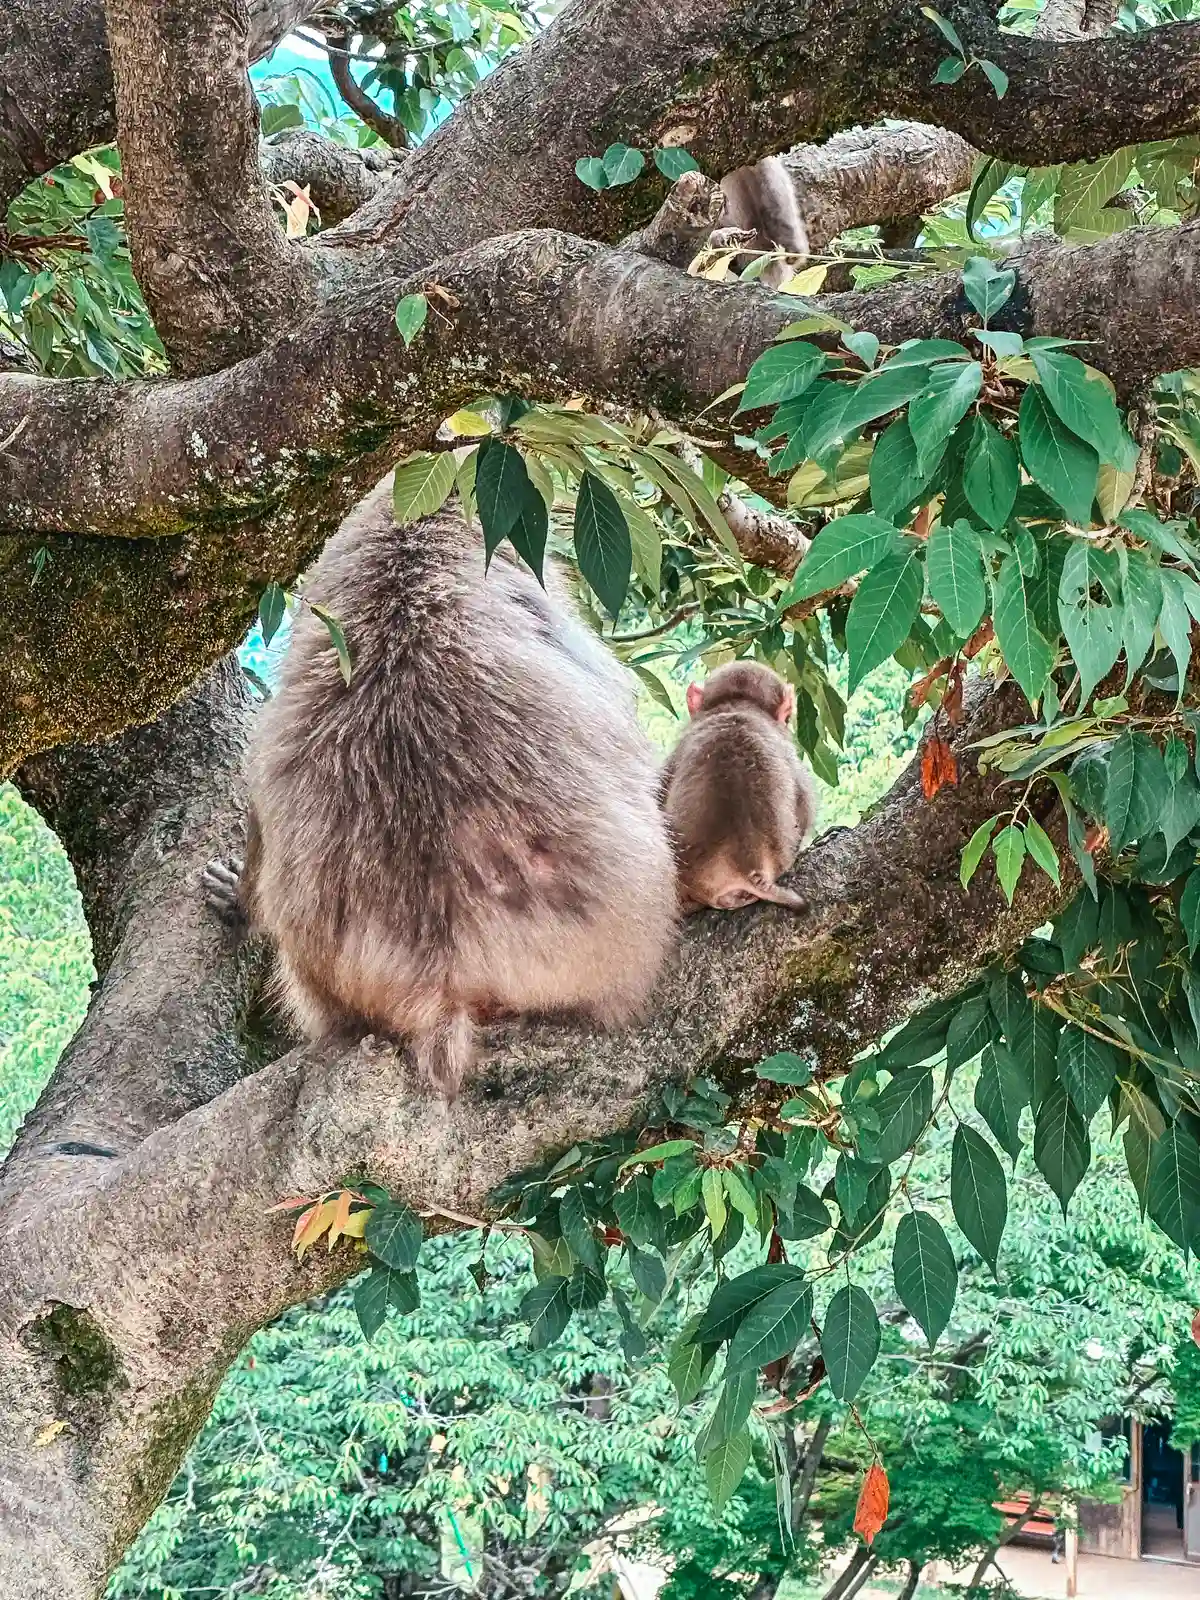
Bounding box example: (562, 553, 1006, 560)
(324, 30, 408, 147)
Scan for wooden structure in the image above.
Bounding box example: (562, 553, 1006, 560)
(1077, 1417, 1200, 1565)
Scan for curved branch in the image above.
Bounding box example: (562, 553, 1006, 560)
(103, 0, 316, 373)
(325, 30, 408, 147)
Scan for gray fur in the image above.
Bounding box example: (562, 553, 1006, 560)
(232, 480, 678, 1096)
(661, 661, 816, 913)
(718, 157, 809, 289)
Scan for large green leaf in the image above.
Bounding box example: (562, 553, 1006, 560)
(392, 451, 457, 526)
(475, 439, 531, 559)
(706, 1425, 753, 1512)
(1054, 148, 1135, 235)
(820, 1284, 881, 1401)
(962, 415, 1019, 530)
(726, 1278, 813, 1374)
(950, 1124, 1007, 1272)
(946, 991, 999, 1072)
(520, 1275, 571, 1348)
(1104, 730, 1168, 852)
(1056, 1024, 1118, 1121)
(1031, 349, 1138, 471)
(868, 417, 944, 521)
(1058, 539, 1123, 709)
(992, 552, 1055, 706)
(1033, 1082, 1091, 1214)
(707, 1367, 756, 1451)
(991, 825, 1026, 906)
(780, 513, 899, 605)
(1159, 570, 1194, 697)
(737, 340, 827, 412)
(365, 1201, 423, 1272)
(927, 519, 987, 638)
(1120, 548, 1163, 678)
(845, 547, 924, 692)
(574, 471, 632, 618)
(892, 1209, 958, 1346)
(974, 1042, 1027, 1161)
(613, 1174, 665, 1252)
(839, 365, 931, 432)
(908, 361, 983, 468)
(1146, 1120, 1200, 1252)
(1019, 385, 1099, 524)
(694, 1264, 806, 1345)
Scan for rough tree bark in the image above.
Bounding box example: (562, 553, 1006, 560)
(0, 0, 1198, 1592)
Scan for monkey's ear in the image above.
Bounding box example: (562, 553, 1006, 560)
(776, 686, 796, 724)
(686, 683, 705, 717)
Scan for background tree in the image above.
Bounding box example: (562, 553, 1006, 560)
(3, 0, 1200, 1596)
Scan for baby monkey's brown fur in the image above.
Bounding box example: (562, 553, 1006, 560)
(661, 662, 816, 914)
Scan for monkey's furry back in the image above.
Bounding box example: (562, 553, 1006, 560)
(246, 482, 677, 1093)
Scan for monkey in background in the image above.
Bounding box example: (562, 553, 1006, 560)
(718, 158, 810, 289)
(660, 661, 816, 914)
(205, 480, 678, 1098)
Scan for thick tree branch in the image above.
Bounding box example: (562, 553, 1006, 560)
(0, 0, 319, 215)
(103, 0, 317, 373)
(0, 669, 1060, 1599)
(260, 128, 402, 224)
(785, 125, 976, 253)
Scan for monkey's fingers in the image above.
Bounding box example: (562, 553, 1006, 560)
(752, 881, 809, 913)
(202, 857, 246, 927)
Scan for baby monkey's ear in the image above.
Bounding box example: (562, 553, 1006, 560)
(776, 686, 796, 724)
(686, 682, 705, 717)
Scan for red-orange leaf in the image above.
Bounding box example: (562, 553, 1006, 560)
(921, 737, 958, 799)
(854, 1462, 890, 1546)
(1191, 1308, 1200, 1349)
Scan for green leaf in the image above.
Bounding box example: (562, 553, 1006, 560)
(1033, 1081, 1091, 1214)
(978, 58, 1009, 99)
(394, 293, 428, 347)
(947, 990, 998, 1071)
(1104, 730, 1168, 852)
(933, 54, 966, 83)
(475, 439, 530, 557)
(871, 1069, 934, 1165)
(620, 1139, 697, 1171)
(723, 1167, 760, 1228)
(1147, 1120, 1200, 1252)
(354, 1266, 392, 1341)
(559, 1185, 601, 1270)
(706, 1425, 753, 1512)
(575, 156, 608, 190)
(892, 1210, 958, 1346)
(627, 1245, 665, 1304)
(963, 416, 1018, 530)
(974, 1042, 1026, 1161)
(574, 471, 632, 618)
(846, 547, 924, 693)
(908, 362, 983, 468)
(309, 602, 352, 687)
(614, 1174, 664, 1251)
(1158, 570, 1193, 697)
(1055, 149, 1135, 236)
(392, 451, 457, 526)
(922, 5, 965, 49)
(258, 582, 287, 648)
(1055, 886, 1100, 971)
(1057, 1023, 1118, 1122)
(695, 1264, 807, 1345)
(868, 418, 943, 521)
(961, 816, 999, 888)
(1023, 817, 1061, 886)
(967, 159, 1019, 242)
(1058, 540, 1122, 709)
(951, 1124, 1007, 1271)
(838, 365, 932, 432)
(777, 1184, 832, 1241)
(654, 147, 699, 179)
(992, 825, 1026, 906)
(726, 1277, 813, 1374)
(386, 1269, 420, 1316)
(780, 513, 899, 605)
(992, 551, 1055, 707)
(1158, 769, 1200, 854)
(1031, 349, 1137, 471)
(1019, 384, 1099, 524)
(962, 257, 1016, 325)
(820, 1284, 881, 1402)
(835, 1153, 872, 1221)
(508, 475, 549, 582)
(1181, 871, 1200, 956)
(669, 1332, 715, 1406)
(927, 519, 987, 638)
(756, 1052, 812, 1085)
(1120, 549, 1163, 678)
(262, 100, 304, 136)
(702, 1166, 727, 1239)
(520, 1276, 571, 1348)
(602, 143, 645, 186)
(843, 331, 880, 368)
(365, 1201, 423, 1272)
(568, 1263, 609, 1309)
(737, 341, 827, 414)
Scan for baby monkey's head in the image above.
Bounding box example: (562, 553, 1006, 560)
(685, 660, 795, 725)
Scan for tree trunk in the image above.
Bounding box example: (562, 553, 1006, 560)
(969, 1501, 1040, 1589)
(897, 1559, 922, 1600)
(792, 1414, 833, 1527)
(821, 1546, 872, 1600)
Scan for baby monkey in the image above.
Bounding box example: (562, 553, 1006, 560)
(718, 157, 809, 289)
(661, 661, 816, 914)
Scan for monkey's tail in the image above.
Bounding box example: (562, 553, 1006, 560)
(412, 1007, 475, 1101)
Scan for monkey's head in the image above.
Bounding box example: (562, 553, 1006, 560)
(685, 661, 795, 725)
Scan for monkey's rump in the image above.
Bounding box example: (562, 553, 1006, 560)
(244, 482, 677, 1092)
